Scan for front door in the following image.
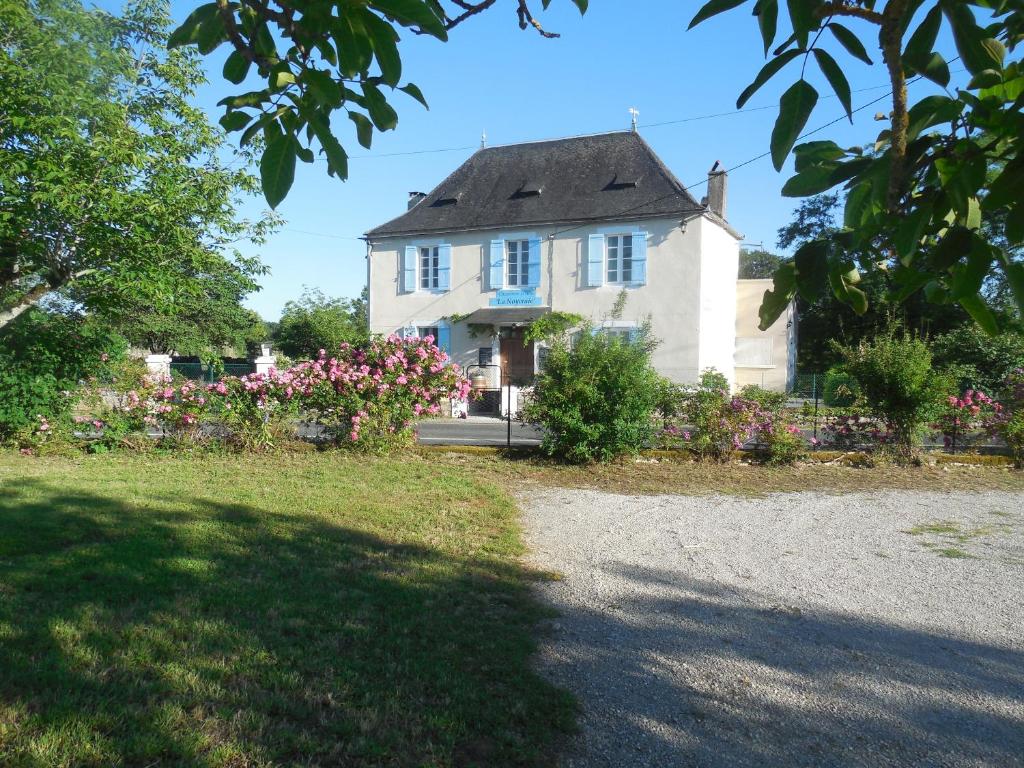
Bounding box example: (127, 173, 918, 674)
(500, 328, 535, 385)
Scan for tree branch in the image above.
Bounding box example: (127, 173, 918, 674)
(818, 2, 884, 24)
(517, 0, 560, 38)
(880, 0, 911, 211)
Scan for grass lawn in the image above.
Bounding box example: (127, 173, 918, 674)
(3, 450, 1022, 767)
(0, 452, 573, 767)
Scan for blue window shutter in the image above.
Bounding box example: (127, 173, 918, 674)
(586, 234, 605, 287)
(437, 244, 452, 291)
(526, 237, 542, 289)
(437, 322, 451, 358)
(402, 246, 417, 293)
(628, 327, 641, 344)
(631, 232, 648, 285)
(489, 239, 504, 290)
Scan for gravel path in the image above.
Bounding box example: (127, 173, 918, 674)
(523, 490, 1024, 768)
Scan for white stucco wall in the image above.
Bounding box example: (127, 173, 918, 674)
(734, 278, 797, 392)
(696, 217, 740, 385)
(367, 214, 740, 385)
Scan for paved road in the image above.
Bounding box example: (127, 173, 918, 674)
(525, 489, 1024, 768)
(416, 417, 543, 447)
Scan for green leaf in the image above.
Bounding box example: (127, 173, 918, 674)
(362, 83, 398, 131)
(304, 69, 343, 108)
(1002, 261, 1024, 316)
(219, 111, 251, 132)
(311, 113, 350, 179)
(399, 83, 429, 109)
(792, 140, 845, 172)
(792, 240, 829, 301)
(949, 241, 992, 299)
(782, 164, 838, 197)
(827, 22, 872, 64)
(906, 95, 962, 139)
(361, 9, 403, 86)
(754, 0, 778, 55)
(688, 0, 748, 29)
(737, 49, 801, 108)
(843, 179, 873, 229)
(271, 69, 296, 90)
(786, 0, 816, 48)
(911, 53, 951, 87)
(260, 129, 297, 209)
(370, 0, 448, 40)
(195, 14, 228, 55)
(942, 1, 1005, 75)
(222, 50, 250, 85)
(217, 89, 270, 109)
(771, 80, 818, 171)
(929, 226, 973, 270)
(348, 111, 374, 149)
(893, 205, 932, 264)
(813, 49, 852, 119)
(904, 5, 942, 66)
(758, 260, 797, 330)
(167, 3, 218, 48)
(958, 293, 999, 334)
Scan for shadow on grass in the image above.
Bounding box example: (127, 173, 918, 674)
(0, 478, 573, 767)
(541, 561, 1024, 767)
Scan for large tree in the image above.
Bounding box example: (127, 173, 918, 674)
(0, 0, 277, 332)
(274, 287, 368, 359)
(689, 0, 1023, 331)
(166, 0, 587, 206)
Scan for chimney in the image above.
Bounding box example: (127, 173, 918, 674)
(706, 161, 727, 219)
(408, 191, 427, 210)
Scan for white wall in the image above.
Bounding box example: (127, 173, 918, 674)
(735, 278, 797, 392)
(368, 215, 740, 384)
(696, 217, 740, 386)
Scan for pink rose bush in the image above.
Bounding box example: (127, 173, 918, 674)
(932, 388, 1002, 452)
(61, 336, 469, 452)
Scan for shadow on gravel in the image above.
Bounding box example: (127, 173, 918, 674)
(543, 564, 1024, 768)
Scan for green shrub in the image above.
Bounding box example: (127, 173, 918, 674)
(823, 367, 859, 406)
(930, 325, 1024, 395)
(992, 368, 1024, 468)
(762, 423, 809, 465)
(523, 330, 664, 463)
(0, 309, 125, 443)
(738, 384, 788, 415)
(837, 330, 950, 462)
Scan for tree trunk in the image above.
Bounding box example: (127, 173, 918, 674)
(0, 283, 52, 330)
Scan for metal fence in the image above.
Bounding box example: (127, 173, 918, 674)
(170, 361, 255, 382)
(790, 373, 824, 401)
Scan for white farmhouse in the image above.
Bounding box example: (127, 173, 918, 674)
(365, 131, 795, 393)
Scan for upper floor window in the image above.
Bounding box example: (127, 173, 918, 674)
(606, 234, 633, 284)
(506, 240, 530, 287)
(420, 246, 440, 290)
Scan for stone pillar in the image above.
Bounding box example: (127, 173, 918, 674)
(144, 354, 171, 379)
(501, 385, 520, 418)
(253, 355, 276, 376)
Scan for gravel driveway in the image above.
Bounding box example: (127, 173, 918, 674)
(523, 490, 1024, 768)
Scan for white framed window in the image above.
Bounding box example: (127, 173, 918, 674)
(606, 234, 634, 284)
(736, 337, 775, 367)
(506, 239, 529, 287)
(420, 246, 440, 290)
(417, 325, 439, 342)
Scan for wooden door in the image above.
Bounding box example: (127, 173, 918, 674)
(500, 328, 535, 384)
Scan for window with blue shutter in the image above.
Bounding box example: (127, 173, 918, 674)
(437, 244, 451, 291)
(526, 237, 541, 289)
(631, 231, 648, 286)
(586, 234, 604, 287)
(436, 322, 451, 358)
(488, 240, 504, 290)
(401, 246, 417, 293)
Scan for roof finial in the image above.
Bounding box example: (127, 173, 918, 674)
(481, 130, 487, 149)
(629, 107, 640, 132)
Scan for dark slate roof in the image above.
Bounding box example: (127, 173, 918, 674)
(366, 131, 708, 238)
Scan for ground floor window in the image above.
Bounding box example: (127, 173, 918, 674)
(736, 337, 774, 367)
(417, 326, 439, 342)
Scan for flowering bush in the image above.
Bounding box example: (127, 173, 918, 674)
(932, 389, 1002, 452)
(665, 372, 806, 464)
(817, 412, 892, 451)
(59, 335, 469, 453)
(991, 369, 1024, 468)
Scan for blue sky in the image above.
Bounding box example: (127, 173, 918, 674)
(160, 0, 967, 320)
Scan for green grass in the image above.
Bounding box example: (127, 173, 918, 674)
(904, 519, 1016, 559)
(0, 453, 574, 767)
